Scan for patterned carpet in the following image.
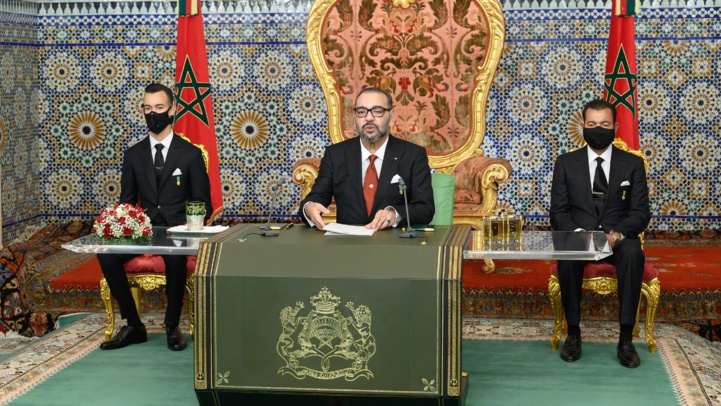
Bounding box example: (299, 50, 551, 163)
(0, 314, 719, 405)
(463, 318, 721, 405)
(0, 313, 190, 404)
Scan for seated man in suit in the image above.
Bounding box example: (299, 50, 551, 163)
(550, 99, 651, 368)
(299, 87, 434, 230)
(98, 83, 212, 351)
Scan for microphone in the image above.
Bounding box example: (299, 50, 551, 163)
(396, 177, 417, 238)
(260, 176, 288, 237)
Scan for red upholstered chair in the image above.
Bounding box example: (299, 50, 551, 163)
(548, 260, 660, 352)
(547, 138, 660, 353)
(99, 255, 197, 341)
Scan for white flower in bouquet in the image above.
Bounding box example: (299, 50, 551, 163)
(92, 203, 152, 240)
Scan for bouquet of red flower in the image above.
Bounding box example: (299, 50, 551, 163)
(92, 203, 152, 240)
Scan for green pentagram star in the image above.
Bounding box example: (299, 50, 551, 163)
(604, 44, 637, 117)
(174, 56, 212, 125)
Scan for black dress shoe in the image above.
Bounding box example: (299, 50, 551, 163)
(560, 333, 582, 362)
(617, 339, 641, 368)
(100, 324, 147, 350)
(166, 326, 187, 351)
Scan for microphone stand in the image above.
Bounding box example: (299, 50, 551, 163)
(260, 179, 284, 237)
(397, 179, 417, 238)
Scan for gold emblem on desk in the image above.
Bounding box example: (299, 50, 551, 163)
(277, 287, 376, 381)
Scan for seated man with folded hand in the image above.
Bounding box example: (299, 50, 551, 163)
(550, 99, 651, 368)
(98, 83, 211, 351)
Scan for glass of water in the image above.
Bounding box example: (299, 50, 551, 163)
(186, 201, 205, 231)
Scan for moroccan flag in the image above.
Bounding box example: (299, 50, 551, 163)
(603, 0, 639, 150)
(174, 0, 223, 222)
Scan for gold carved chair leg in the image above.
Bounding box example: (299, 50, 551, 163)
(101, 273, 196, 341)
(548, 274, 564, 350)
(100, 277, 115, 341)
(642, 278, 660, 353)
(548, 274, 659, 353)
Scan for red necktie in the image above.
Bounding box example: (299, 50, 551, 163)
(363, 155, 378, 216)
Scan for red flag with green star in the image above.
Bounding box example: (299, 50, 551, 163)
(174, 0, 223, 222)
(603, 0, 639, 150)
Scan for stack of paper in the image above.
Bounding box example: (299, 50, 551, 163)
(322, 223, 375, 236)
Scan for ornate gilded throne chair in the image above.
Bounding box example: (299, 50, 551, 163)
(547, 139, 660, 352)
(294, 0, 512, 231)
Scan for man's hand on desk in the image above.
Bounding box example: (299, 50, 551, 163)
(366, 208, 396, 231)
(304, 202, 330, 229)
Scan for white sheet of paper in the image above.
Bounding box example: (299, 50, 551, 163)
(167, 225, 229, 234)
(322, 223, 375, 236)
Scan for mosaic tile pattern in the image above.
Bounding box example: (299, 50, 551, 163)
(0, 9, 40, 242)
(1, 1, 720, 241)
(490, 9, 721, 230)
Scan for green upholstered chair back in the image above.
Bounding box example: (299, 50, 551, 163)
(430, 172, 455, 226)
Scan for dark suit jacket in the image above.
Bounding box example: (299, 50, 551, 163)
(550, 145, 651, 238)
(120, 134, 212, 227)
(299, 135, 434, 226)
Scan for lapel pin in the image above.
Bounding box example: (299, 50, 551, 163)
(394, 157, 398, 160)
(177, 176, 180, 186)
(622, 190, 626, 200)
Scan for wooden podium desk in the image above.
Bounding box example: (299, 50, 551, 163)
(63, 226, 610, 405)
(193, 224, 471, 406)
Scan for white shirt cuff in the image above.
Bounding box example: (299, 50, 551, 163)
(384, 206, 401, 228)
(303, 201, 316, 228)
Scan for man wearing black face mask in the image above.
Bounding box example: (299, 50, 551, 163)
(550, 99, 651, 368)
(97, 83, 211, 351)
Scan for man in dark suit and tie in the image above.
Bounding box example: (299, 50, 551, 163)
(98, 83, 211, 351)
(299, 87, 434, 230)
(550, 100, 651, 368)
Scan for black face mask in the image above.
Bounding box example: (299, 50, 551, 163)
(144, 108, 174, 135)
(583, 126, 615, 150)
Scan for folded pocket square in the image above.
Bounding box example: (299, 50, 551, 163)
(172, 168, 183, 176)
(620, 181, 630, 186)
(391, 174, 402, 184)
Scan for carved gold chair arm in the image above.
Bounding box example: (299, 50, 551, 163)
(292, 158, 321, 200)
(452, 156, 512, 215)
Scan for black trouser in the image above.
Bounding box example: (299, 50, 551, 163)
(98, 253, 188, 327)
(558, 237, 644, 327)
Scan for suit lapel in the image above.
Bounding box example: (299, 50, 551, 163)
(139, 137, 158, 197)
(346, 139, 365, 212)
(574, 148, 594, 209)
(373, 136, 401, 212)
(604, 146, 626, 213)
(158, 137, 184, 190)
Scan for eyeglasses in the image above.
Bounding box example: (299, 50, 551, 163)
(354, 106, 391, 118)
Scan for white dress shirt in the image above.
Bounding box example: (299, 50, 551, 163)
(583, 145, 623, 240)
(149, 132, 174, 163)
(587, 145, 612, 193)
(360, 136, 389, 183)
